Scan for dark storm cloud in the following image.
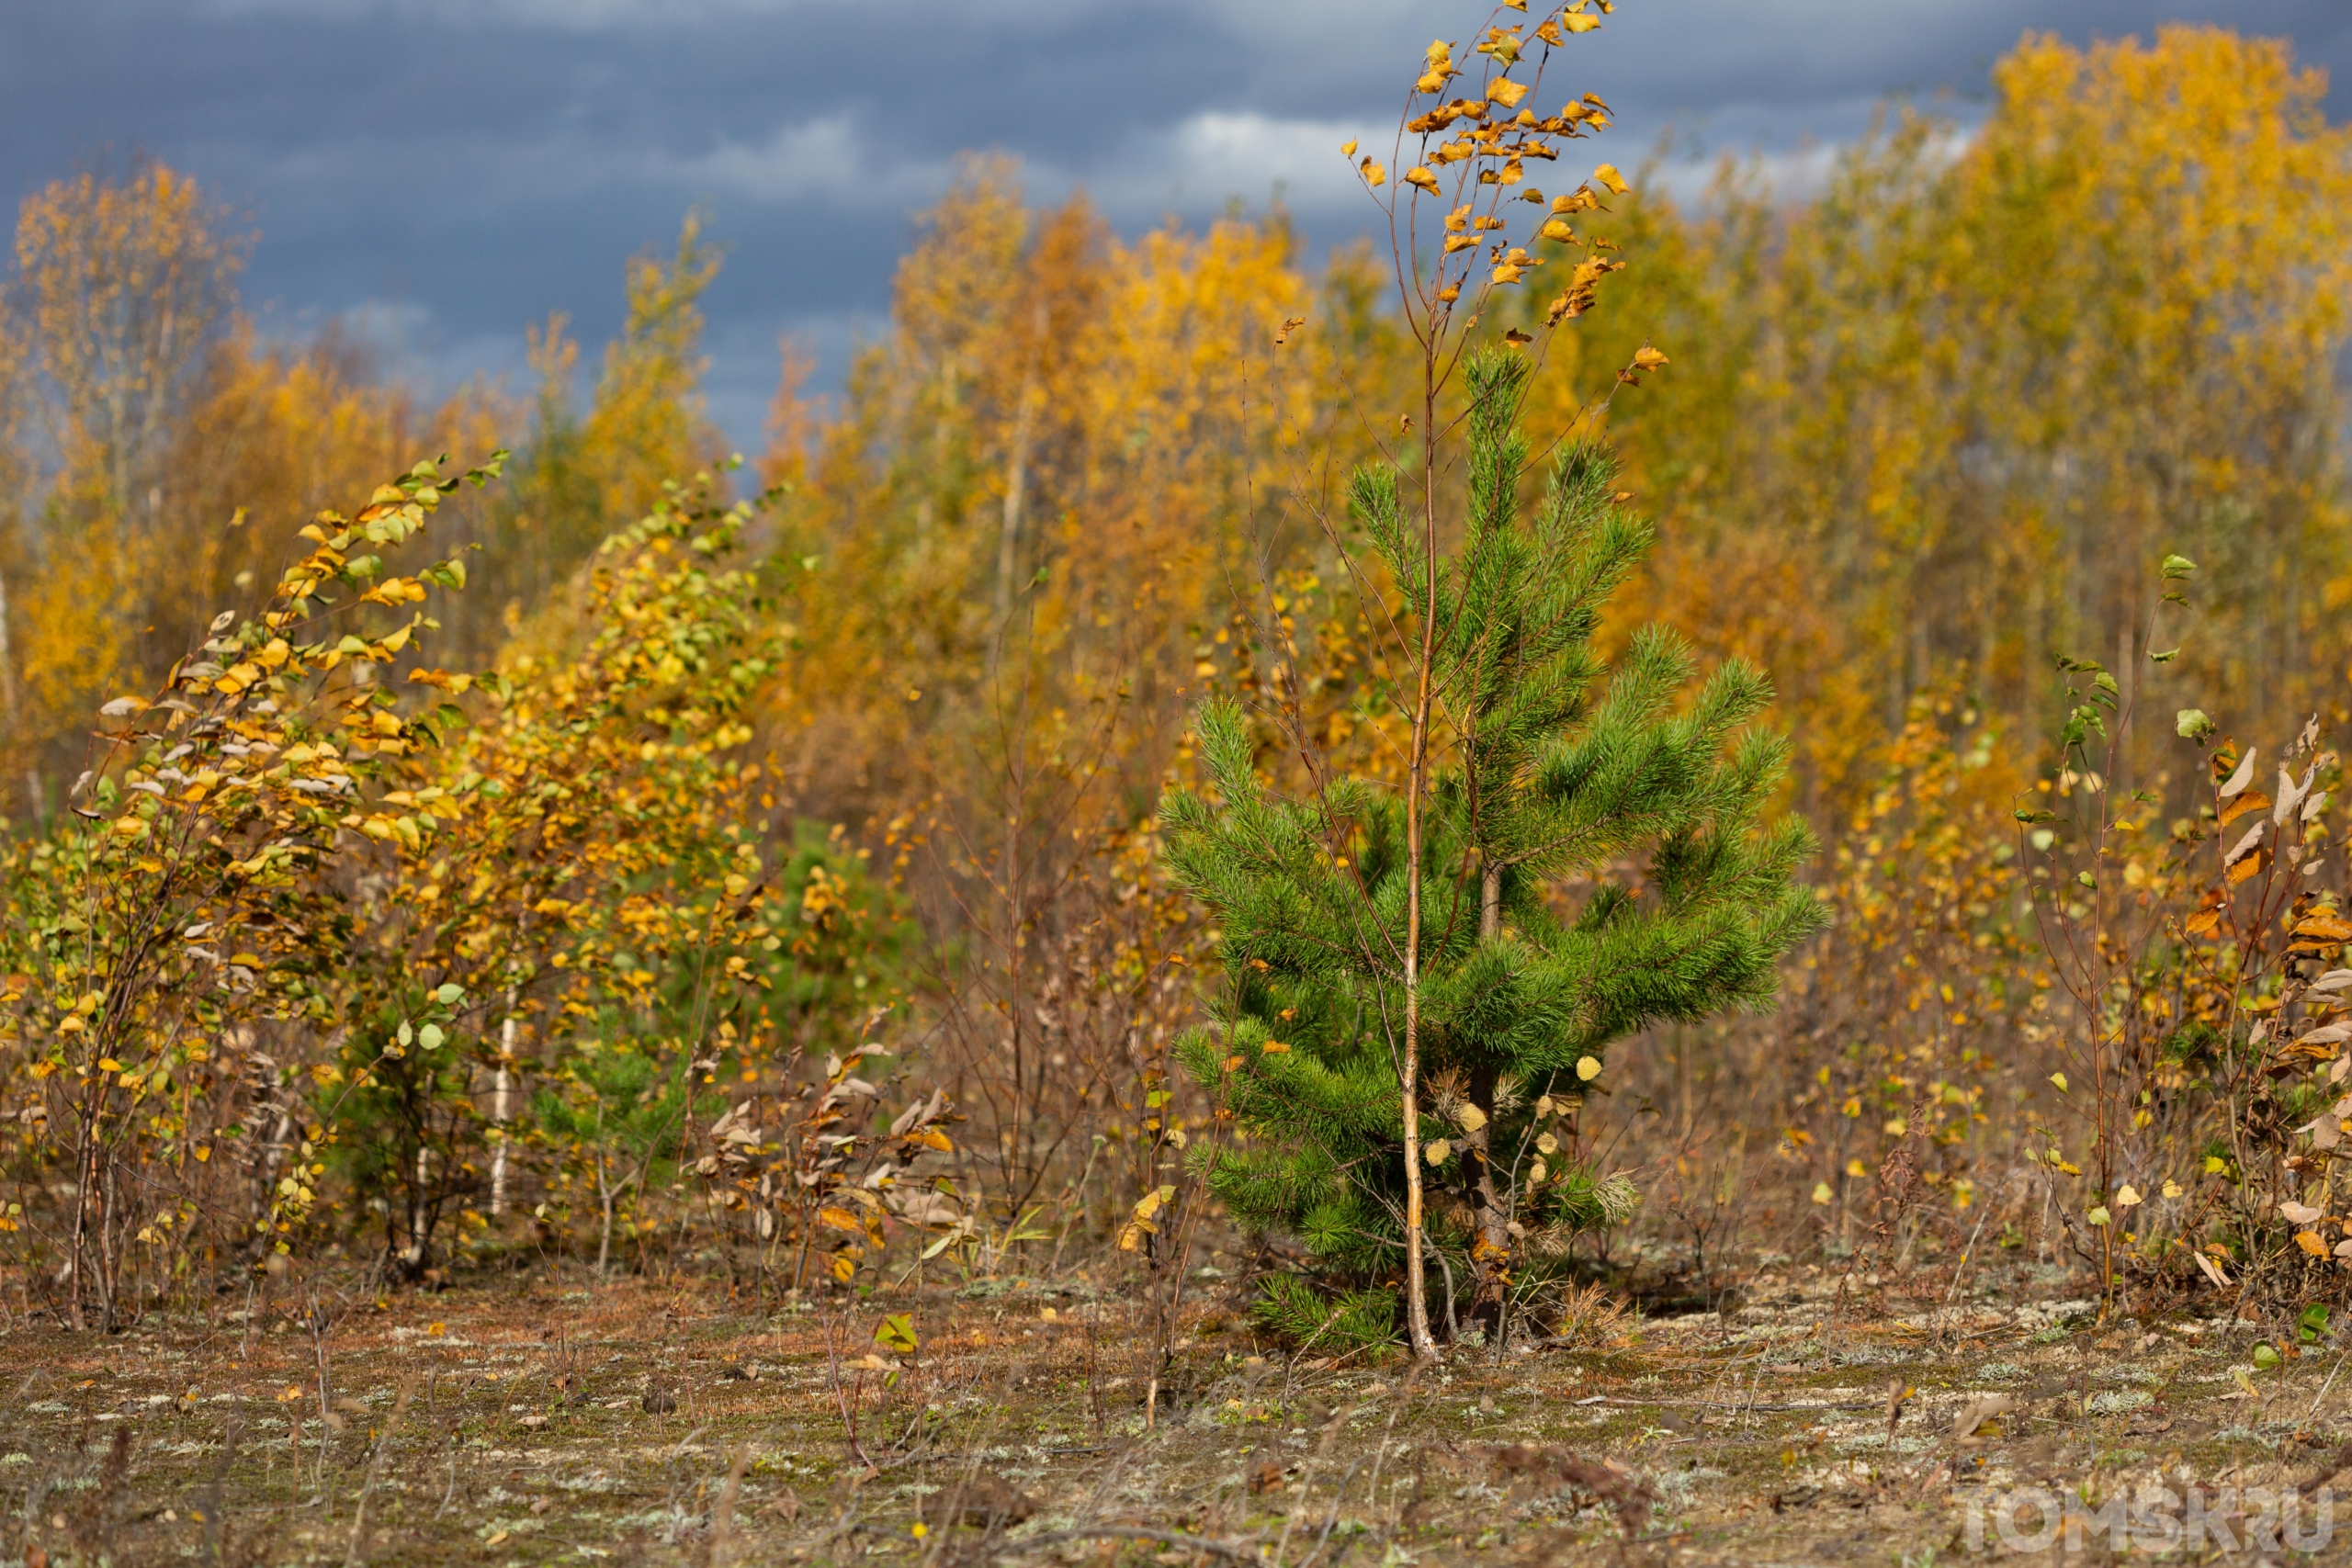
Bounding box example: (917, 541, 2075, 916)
(6, 0, 2349, 445)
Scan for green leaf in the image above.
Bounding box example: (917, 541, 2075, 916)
(2161, 553, 2198, 581)
(2149, 647, 2180, 663)
(2176, 709, 2215, 741)
(874, 1313, 919, 1355)
(435, 983, 464, 1006)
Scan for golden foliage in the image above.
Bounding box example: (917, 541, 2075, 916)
(1514, 26, 2352, 810)
(772, 159, 1401, 823)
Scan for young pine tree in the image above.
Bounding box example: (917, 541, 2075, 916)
(1160, 351, 1826, 1346)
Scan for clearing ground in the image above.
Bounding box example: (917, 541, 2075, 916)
(4, 1259, 2345, 1565)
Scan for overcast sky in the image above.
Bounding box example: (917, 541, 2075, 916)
(6, 0, 2350, 450)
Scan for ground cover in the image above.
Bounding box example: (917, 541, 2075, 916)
(6, 1258, 2346, 1565)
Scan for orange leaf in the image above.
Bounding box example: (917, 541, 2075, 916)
(2219, 791, 2271, 827)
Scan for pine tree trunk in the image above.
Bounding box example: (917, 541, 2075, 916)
(1465, 867, 1512, 1330)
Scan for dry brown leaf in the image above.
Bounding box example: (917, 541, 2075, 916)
(1952, 1393, 2020, 1441)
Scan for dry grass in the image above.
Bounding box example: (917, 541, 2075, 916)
(4, 1251, 2346, 1566)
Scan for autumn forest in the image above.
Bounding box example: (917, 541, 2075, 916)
(6, 10, 2352, 1563)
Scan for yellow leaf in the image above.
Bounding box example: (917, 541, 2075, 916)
(1361, 159, 1386, 188)
(1488, 79, 1528, 109)
(1341, 139, 1358, 157)
(1632, 344, 1668, 371)
(1576, 1055, 1601, 1081)
(1116, 1183, 1178, 1251)
(2299, 1229, 2333, 1258)
(1261, 1040, 1290, 1054)
(1540, 218, 1576, 243)
(1443, 234, 1480, 254)
(1563, 12, 1601, 31)
(1592, 163, 1629, 195)
(1404, 166, 1441, 193)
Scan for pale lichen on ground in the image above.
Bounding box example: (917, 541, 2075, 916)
(2, 1260, 2346, 1565)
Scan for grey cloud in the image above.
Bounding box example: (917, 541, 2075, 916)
(6, 0, 2349, 446)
